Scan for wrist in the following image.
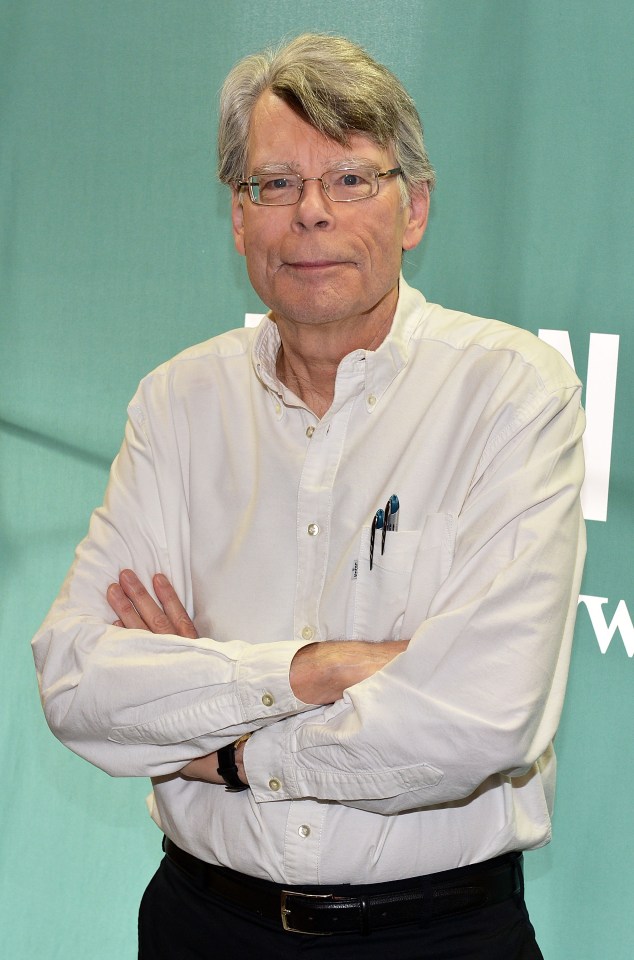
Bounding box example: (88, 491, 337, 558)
(216, 733, 251, 791)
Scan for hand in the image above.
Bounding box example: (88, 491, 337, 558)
(107, 570, 236, 783)
(290, 638, 409, 705)
(107, 569, 198, 638)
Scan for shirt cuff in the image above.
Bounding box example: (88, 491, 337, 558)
(236, 638, 313, 723)
(242, 709, 300, 802)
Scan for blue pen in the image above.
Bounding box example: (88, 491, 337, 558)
(381, 494, 399, 554)
(370, 508, 384, 570)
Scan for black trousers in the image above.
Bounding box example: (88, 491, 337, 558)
(138, 854, 544, 960)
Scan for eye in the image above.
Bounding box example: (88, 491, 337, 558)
(325, 168, 376, 201)
(259, 175, 291, 192)
(254, 174, 302, 204)
(339, 170, 372, 187)
(337, 170, 373, 188)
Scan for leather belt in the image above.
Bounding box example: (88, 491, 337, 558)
(163, 838, 522, 936)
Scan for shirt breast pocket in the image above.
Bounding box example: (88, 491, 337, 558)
(351, 514, 455, 642)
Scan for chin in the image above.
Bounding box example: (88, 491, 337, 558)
(275, 306, 346, 327)
(269, 286, 354, 325)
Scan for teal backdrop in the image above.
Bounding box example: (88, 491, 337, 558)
(1, 2, 632, 957)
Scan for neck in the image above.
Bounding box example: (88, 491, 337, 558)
(273, 287, 398, 417)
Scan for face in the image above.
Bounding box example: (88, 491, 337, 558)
(232, 91, 428, 334)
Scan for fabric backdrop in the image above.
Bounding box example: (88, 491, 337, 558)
(1, 2, 631, 957)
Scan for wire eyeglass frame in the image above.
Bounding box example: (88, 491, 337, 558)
(236, 166, 403, 206)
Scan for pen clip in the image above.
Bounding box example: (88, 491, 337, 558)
(370, 509, 384, 571)
(381, 494, 399, 555)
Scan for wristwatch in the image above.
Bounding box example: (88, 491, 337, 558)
(216, 733, 251, 792)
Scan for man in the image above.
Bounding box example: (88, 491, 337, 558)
(33, 34, 586, 959)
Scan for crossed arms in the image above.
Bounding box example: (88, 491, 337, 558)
(107, 568, 407, 785)
(32, 329, 586, 813)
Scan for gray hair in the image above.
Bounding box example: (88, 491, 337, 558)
(217, 33, 435, 203)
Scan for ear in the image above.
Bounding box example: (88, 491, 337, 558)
(402, 183, 430, 251)
(231, 188, 246, 256)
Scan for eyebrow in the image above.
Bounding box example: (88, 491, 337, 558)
(250, 162, 301, 175)
(250, 157, 381, 175)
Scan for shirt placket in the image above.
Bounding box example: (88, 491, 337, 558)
(293, 395, 357, 646)
(283, 366, 362, 883)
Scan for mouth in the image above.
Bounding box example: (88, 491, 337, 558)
(285, 260, 346, 271)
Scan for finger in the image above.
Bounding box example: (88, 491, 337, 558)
(153, 574, 199, 639)
(106, 582, 150, 630)
(117, 569, 175, 634)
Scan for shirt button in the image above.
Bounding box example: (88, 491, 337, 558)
(274, 403, 282, 415)
(368, 394, 377, 407)
(268, 778, 282, 792)
(306, 425, 315, 438)
(298, 824, 311, 838)
(261, 693, 274, 707)
(301, 626, 314, 641)
(307, 523, 319, 536)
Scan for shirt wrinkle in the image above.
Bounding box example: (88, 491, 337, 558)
(32, 277, 586, 885)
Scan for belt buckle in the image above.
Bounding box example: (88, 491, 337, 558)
(280, 889, 334, 935)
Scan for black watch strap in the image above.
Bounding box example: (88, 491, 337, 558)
(216, 743, 249, 792)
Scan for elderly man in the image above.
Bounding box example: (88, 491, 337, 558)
(33, 34, 585, 959)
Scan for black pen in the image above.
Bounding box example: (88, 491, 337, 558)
(370, 509, 384, 570)
(381, 494, 400, 555)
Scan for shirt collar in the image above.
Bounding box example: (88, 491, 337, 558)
(251, 275, 428, 413)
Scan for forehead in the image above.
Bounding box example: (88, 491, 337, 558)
(247, 90, 391, 171)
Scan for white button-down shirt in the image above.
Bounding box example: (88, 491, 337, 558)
(33, 279, 586, 884)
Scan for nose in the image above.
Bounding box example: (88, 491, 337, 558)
(292, 178, 334, 231)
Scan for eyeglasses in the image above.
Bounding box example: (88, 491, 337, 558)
(236, 166, 402, 206)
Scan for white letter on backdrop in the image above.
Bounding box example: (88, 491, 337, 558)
(538, 330, 620, 522)
(578, 596, 634, 657)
